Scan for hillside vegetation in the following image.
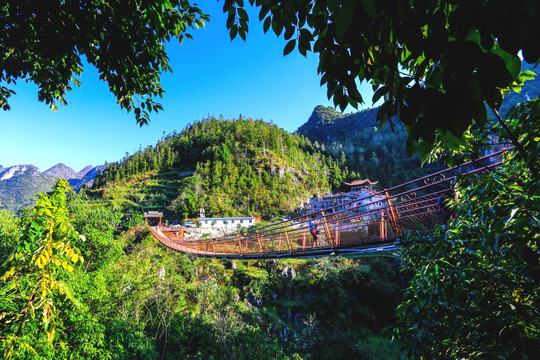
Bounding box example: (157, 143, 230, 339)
(0, 116, 404, 359)
(92, 117, 348, 220)
(297, 106, 445, 188)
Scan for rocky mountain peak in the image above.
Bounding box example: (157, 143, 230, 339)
(306, 105, 342, 125)
(44, 163, 77, 179)
(0, 163, 100, 213)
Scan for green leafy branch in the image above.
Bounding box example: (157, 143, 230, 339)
(1, 179, 85, 359)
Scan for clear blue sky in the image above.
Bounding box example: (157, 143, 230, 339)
(0, 2, 374, 172)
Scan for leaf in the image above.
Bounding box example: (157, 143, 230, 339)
(405, 136, 417, 158)
(230, 25, 238, 40)
(263, 16, 272, 33)
(237, 8, 248, 22)
(283, 39, 296, 56)
(335, 1, 355, 41)
(239, 28, 246, 41)
(372, 86, 389, 104)
(72, 253, 79, 264)
(417, 140, 433, 163)
(362, 0, 378, 18)
(438, 131, 465, 151)
(492, 44, 521, 79)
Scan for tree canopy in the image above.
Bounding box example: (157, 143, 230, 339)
(219, 2, 540, 358)
(0, 0, 208, 124)
(223, 0, 539, 154)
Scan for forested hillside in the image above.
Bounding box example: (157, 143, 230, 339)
(92, 117, 348, 220)
(297, 106, 445, 188)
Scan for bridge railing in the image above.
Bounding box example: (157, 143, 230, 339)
(150, 149, 506, 258)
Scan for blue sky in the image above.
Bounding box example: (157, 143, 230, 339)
(0, 2, 374, 172)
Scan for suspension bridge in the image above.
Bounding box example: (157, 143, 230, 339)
(146, 150, 505, 259)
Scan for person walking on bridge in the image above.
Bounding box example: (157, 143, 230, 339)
(309, 216, 319, 247)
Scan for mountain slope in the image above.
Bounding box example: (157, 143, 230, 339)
(0, 163, 100, 213)
(297, 106, 444, 188)
(91, 117, 347, 220)
(0, 165, 56, 212)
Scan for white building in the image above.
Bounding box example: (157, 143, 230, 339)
(198, 217, 256, 233)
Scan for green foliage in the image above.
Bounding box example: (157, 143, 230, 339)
(67, 193, 123, 271)
(224, 0, 540, 155)
(0, 179, 84, 358)
(93, 117, 347, 219)
(395, 101, 540, 358)
(2, 177, 405, 359)
(0, 209, 20, 269)
(234, 256, 402, 359)
(0, 0, 208, 124)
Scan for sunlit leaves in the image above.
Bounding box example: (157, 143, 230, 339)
(1, 179, 84, 358)
(395, 109, 540, 358)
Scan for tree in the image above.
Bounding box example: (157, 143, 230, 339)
(220, 2, 540, 358)
(395, 104, 540, 358)
(223, 0, 539, 155)
(1, 179, 84, 359)
(0, 0, 208, 125)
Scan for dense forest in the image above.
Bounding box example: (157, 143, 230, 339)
(92, 118, 349, 220)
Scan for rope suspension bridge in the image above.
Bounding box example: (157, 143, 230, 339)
(147, 150, 505, 259)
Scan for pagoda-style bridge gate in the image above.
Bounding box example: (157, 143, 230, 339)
(148, 150, 505, 259)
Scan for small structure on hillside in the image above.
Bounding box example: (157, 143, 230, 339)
(198, 217, 256, 233)
(144, 211, 163, 226)
(160, 225, 189, 240)
(344, 179, 378, 192)
(303, 179, 382, 214)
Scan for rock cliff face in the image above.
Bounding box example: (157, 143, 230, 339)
(296, 105, 445, 188)
(0, 163, 100, 213)
(296, 105, 381, 144)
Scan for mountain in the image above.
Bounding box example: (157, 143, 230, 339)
(77, 165, 103, 189)
(91, 117, 347, 220)
(44, 162, 83, 179)
(0, 165, 56, 212)
(297, 105, 445, 188)
(296, 63, 540, 189)
(43, 163, 99, 190)
(0, 163, 100, 213)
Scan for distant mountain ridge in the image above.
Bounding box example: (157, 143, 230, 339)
(0, 163, 100, 213)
